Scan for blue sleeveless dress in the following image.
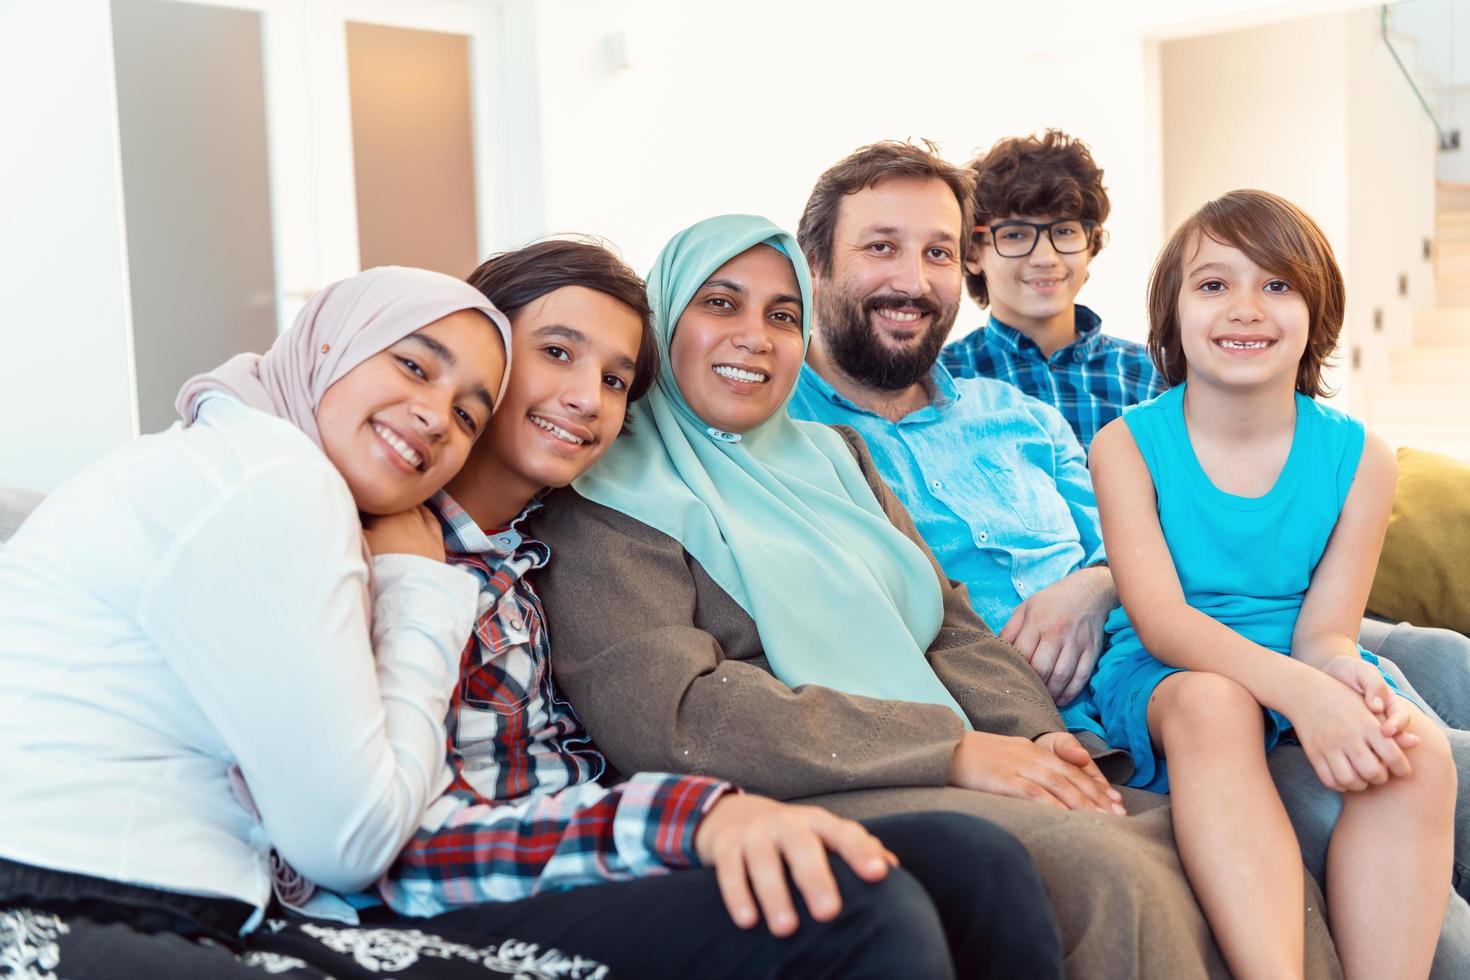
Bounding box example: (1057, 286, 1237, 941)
(1089, 384, 1396, 792)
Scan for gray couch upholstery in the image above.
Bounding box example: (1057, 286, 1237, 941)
(0, 488, 43, 545)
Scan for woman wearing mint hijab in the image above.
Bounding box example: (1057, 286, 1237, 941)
(575, 215, 970, 716)
(530, 215, 1095, 978)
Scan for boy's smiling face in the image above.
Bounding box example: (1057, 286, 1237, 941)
(966, 212, 1093, 340)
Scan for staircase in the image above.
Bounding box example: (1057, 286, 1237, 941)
(1369, 181, 1470, 460)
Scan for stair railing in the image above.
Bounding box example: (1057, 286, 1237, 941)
(1381, 2, 1461, 151)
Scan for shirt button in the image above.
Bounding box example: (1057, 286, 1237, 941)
(496, 535, 516, 549)
(509, 618, 524, 631)
(930, 480, 943, 491)
(977, 531, 988, 543)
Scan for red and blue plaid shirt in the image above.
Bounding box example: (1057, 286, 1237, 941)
(377, 492, 731, 917)
(941, 305, 1166, 451)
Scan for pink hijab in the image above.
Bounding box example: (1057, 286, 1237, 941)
(175, 266, 512, 444)
(176, 268, 510, 888)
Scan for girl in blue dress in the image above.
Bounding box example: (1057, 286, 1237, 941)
(1088, 189, 1456, 980)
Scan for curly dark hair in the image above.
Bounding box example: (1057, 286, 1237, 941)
(965, 130, 1110, 305)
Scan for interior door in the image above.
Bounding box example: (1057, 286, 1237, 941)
(108, 0, 538, 431)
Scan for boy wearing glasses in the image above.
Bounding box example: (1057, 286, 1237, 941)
(943, 130, 1163, 450)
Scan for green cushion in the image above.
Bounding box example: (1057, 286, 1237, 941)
(1367, 448, 1470, 635)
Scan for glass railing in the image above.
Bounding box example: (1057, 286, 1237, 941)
(1382, 0, 1461, 150)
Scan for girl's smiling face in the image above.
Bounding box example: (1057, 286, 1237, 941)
(315, 308, 506, 515)
(1176, 234, 1310, 392)
(670, 245, 805, 434)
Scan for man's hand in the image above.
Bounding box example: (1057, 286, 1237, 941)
(361, 505, 446, 562)
(948, 730, 1126, 815)
(1001, 566, 1117, 706)
(693, 795, 896, 937)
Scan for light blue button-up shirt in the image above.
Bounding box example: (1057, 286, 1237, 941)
(790, 362, 1105, 634)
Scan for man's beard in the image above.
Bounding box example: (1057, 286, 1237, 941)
(815, 285, 957, 391)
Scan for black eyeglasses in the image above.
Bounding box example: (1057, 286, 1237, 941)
(975, 218, 1097, 258)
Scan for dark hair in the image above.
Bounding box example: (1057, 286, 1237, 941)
(466, 239, 659, 403)
(965, 130, 1110, 305)
(1147, 189, 1344, 398)
(797, 140, 976, 275)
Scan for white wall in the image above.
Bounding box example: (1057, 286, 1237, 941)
(1161, 7, 1439, 413)
(1344, 5, 1440, 355)
(1441, 85, 1470, 181)
(0, 0, 137, 492)
(525, 0, 1166, 342)
(0, 0, 1422, 491)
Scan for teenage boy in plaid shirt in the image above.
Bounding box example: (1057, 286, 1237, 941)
(941, 130, 1163, 451)
(372, 240, 1065, 980)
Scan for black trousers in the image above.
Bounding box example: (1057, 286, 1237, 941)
(0, 812, 1061, 979)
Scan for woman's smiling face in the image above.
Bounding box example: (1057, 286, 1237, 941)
(669, 245, 805, 434)
(315, 308, 505, 515)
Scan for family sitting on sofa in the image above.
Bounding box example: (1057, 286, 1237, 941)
(2, 133, 1468, 980)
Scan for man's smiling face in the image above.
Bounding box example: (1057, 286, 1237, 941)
(813, 176, 964, 391)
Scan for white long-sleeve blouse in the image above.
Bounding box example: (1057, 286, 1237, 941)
(0, 395, 478, 927)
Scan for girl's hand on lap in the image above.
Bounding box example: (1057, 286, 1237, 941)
(693, 795, 895, 937)
(1320, 655, 1416, 744)
(361, 505, 447, 562)
(1290, 670, 1414, 791)
(1322, 655, 1390, 716)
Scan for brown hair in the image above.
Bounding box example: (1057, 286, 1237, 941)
(797, 140, 976, 275)
(466, 239, 659, 404)
(1146, 189, 1344, 397)
(965, 129, 1110, 305)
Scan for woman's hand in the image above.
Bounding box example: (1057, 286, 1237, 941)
(1288, 668, 1417, 791)
(692, 795, 896, 937)
(361, 505, 446, 562)
(948, 730, 1126, 815)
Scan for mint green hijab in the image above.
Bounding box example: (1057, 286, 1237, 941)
(574, 214, 967, 723)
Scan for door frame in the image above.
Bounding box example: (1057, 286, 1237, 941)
(145, 0, 545, 331)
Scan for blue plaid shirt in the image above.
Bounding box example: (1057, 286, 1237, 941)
(378, 492, 730, 917)
(940, 304, 1165, 450)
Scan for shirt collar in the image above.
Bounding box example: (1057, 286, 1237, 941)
(428, 490, 545, 559)
(798, 361, 959, 419)
(986, 303, 1104, 361)
(1070, 304, 1103, 356)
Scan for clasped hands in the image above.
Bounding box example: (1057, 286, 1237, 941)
(949, 729, 1127, 816)
(1290, 655, 1420, 794)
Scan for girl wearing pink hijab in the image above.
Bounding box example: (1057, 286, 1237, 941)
(0, 267, 523, 974)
